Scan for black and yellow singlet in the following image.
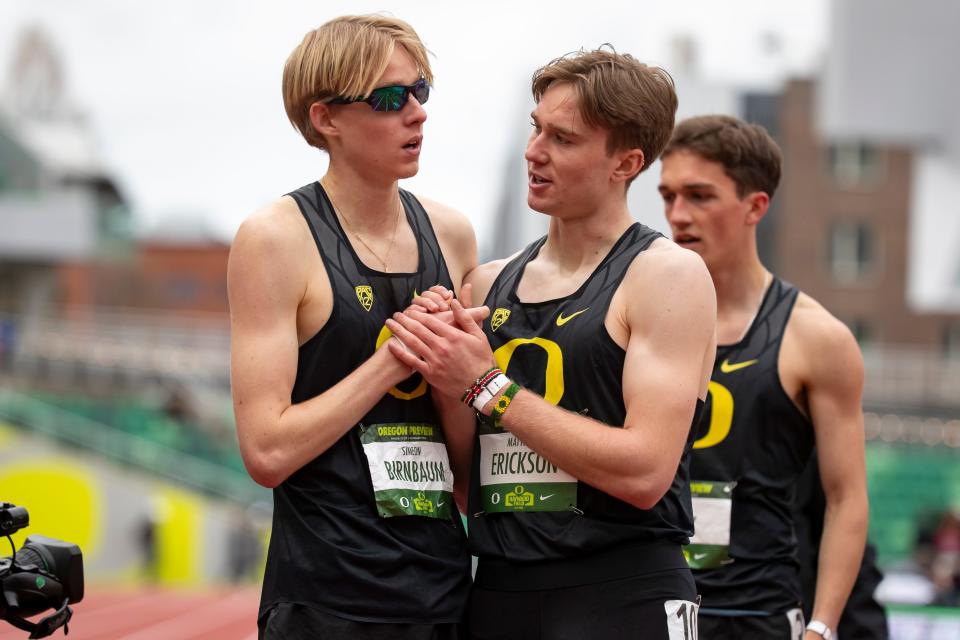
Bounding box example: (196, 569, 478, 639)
(259, 182, 470, 623)
(467, 223, 702, 590)
(688, 276, 814, 614)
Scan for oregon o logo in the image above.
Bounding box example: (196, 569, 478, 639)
(375, 325, 428, 400)
(493, 337, 564, 405)
(693, 381, 734, 449)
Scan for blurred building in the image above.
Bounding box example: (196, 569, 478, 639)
(0, 27, 230, 390)
(820, 0, 960, 315)
(777, 79, 959, 352)
(0, 26, 131, 317)
(61, 220, 229, 317)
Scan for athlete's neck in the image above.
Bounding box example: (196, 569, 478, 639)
(320, 164, 403, 235)
(709, 254, 771, 344)
(539, 206, 635, 276)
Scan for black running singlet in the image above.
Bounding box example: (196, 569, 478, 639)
(687, 276, 814, 613)
(467, 223, 702, 587)
(259, 182, 471, 623)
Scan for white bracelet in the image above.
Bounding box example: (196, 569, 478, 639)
(471, 373, 510, 412)
(805, 620, 832, 640)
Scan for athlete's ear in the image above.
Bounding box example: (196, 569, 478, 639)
(743, 191, 770, 226)
(309, 101, 338, 140)
(611, 149, 645, 185)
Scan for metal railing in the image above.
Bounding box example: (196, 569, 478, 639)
(0, 387, 266, 504)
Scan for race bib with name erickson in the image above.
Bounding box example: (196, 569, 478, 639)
(360, 422, 455, 520)
(478, 421, 576, 513)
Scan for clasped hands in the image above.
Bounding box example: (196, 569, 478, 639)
(386, 285, 498, 402)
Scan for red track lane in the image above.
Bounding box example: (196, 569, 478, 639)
(0, 586, 260, 640)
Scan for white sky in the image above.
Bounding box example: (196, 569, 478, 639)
(0, 0, 827, 244)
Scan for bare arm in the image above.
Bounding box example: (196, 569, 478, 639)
(228, 204, 413, 488)
(387, 246, 716, 509)
(795, 305, 869, 636)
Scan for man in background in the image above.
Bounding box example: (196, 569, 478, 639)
(659, 114, 869, 640)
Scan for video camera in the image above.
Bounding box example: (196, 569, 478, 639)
(1, 502, 83, 638)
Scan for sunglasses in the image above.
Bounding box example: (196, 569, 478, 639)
(328, 78, 430, 112)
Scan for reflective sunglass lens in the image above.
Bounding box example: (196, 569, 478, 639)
(363, 80, 430, 112)
(413, 80, 430, 105)
(370, 87, 405, 111)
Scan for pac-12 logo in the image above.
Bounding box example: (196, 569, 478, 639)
(355, 285, 374, 311)
(491, 308, 511, 332)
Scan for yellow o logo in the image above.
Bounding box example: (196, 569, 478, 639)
(693, 381, 734, 449)
(375, 325, 428, 400)
(493, 337, 564, 406)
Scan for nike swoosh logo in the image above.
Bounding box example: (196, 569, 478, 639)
(556, 308, 589, 326)
(719, 358, 758, 373)
(693, 553, 708, 560)
(539, 494, 555, 501)
(437, 501, 446, 507)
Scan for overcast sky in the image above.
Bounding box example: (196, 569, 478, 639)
(0, 0, 827, 244)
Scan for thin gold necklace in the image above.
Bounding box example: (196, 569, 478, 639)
(324, 183, 402, 272)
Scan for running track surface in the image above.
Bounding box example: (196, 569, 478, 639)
(0, 586, 261, 640)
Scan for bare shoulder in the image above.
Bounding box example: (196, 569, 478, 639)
(231, 196, 310, 259)
(228, 196, 312, 297)
(787, 291, 864, 382)
(790, 292, 860, 354)
(628, 237, 714, 297)
(465, 255, 517, 304)
(615, 237, 715, 349)
(414, 193, 478, 288)
(413, 194, 476, 251)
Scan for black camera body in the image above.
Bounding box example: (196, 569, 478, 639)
(1, 502, 84, 639)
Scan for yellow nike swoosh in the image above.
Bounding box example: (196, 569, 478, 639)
(556, 308, 589, 326)
(719, 358, 758, 373)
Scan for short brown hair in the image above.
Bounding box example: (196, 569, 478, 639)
(282, 15, 433, 150)
(663, 115, 782, 198)
(531, 46, 678, 176)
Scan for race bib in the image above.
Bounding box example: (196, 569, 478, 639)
(665, 599, 699, 640)
(685, 480, 737, 569)
(478, 421, 576, 513)
(360, 422, 454, 520)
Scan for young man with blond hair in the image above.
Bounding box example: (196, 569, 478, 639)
(228, 14, 479, 639)
(387, 48, 716, 640)
(658, 115, 869, 640)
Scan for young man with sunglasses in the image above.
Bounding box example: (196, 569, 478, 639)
(386, 49, 717, 640)
(228, 15, 481, 640)
(657, 115, 869, 640)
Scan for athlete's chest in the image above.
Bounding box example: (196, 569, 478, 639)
(514, 259, 602, 303)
